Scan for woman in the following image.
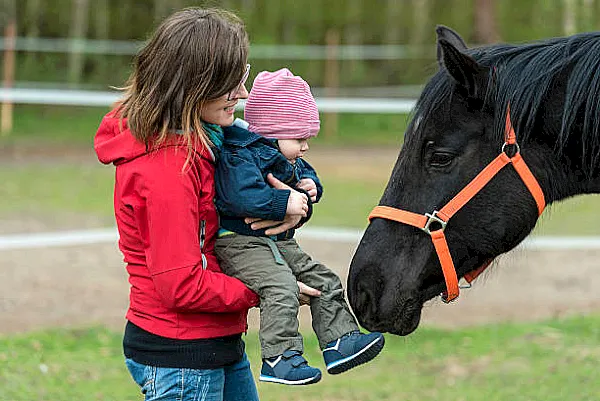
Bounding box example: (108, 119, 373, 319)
(94, 8, 318, 400)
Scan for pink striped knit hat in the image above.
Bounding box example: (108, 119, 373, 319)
(244, 68, 320, 139)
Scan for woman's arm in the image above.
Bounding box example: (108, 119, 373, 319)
(136, 154, 258, 313)
(245, 174, 309, 235)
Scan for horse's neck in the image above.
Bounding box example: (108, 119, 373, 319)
(529, 91, 600, 201)
(536, 69, 600, 198)
(532, 139, 600, 202)
(584, 177, 600, 194)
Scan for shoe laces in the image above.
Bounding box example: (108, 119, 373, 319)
(343, 330, 361, 340)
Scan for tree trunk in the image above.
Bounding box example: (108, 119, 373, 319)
(563, 0, 577, 35)
(410, 0, 430, 49)
(306, 0, 325, 86)
(219, 0, 234, 10)
(343, 0, 362, 82)
(405, 0, 431, 83)
(533, 0, 554, 38)
(474, 0, 500, 43)
(344, 0, 362, 45)
(323, 28, 340, 139)
(92, 0, 109, 86)
(0, 0, 15, 28)
(240, 0, 255, 13)
(153, 0, 165, 23)
(385, 0, 403, 44)
(25, 0, 42, 37)
(23, 0, 43, 83)
(1, 0, 17, 135)
(582, 0, 595, 31)
(154, 0, 183, 24)
(93, 0, 109, 39)
(281, 0, 296, 44)
(68, 0, 90, 87)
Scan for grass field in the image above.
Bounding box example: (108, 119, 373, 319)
(2, 315, 599, 401)
(1, 105, 410, 147)
(1, 157, 599, 235)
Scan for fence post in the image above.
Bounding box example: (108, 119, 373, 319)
(2, 19, 16, 136)
(323, 28, 340, 139)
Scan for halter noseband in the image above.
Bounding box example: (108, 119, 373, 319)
(368, 107, 546, 303)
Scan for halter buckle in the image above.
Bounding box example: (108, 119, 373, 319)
(423, 211, 447, 234)
(439, 292, 457, 303)
(501, 141, 520, 157)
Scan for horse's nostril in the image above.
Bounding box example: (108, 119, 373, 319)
(356, 280, 380, 325)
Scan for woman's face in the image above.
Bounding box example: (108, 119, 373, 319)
(200, 84, 249, 127)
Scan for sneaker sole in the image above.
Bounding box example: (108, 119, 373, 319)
(326, 335, 385, 375)
(259, 372, 322, 385)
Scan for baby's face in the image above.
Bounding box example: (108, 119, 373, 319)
(278, 138, 309, 163)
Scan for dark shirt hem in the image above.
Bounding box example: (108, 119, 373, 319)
(123, 321, 245, 369)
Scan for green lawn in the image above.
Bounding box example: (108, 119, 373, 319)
(2, 315, 599, 400)
(1, 162, 599, 235)
(2, 105, 108, 146)
(1, 105, 409, 147)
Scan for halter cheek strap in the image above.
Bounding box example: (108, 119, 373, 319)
(368, 107, 546, 303)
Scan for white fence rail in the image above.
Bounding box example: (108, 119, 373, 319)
(1, 227, 599, 251)
(0, 88, 417, 113)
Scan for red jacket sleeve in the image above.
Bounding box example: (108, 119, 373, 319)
(134, 151, 258, 313)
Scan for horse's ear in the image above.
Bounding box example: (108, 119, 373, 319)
(436, 25, 468, 62)
(437, 38, 488, 99)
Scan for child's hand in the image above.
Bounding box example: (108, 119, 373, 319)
(296, 178, 317, 202)
(287, 190, 309, 216)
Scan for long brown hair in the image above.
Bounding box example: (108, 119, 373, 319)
(117, 8, 248, 155)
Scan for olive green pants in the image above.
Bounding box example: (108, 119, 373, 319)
(215, 235, 359, 359)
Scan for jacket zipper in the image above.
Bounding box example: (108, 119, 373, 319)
(200, 220, 207, 270)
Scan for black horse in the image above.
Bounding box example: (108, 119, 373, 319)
(347, 26, 600, 336)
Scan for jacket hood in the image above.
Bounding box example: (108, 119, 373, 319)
(94, 112, 148, 165)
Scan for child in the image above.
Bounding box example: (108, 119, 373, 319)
(214, 68, 384, 386)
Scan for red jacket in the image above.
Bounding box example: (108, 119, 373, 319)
(94, 111, 258, 340)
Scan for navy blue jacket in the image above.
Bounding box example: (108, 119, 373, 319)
(215, 124, 323, 240)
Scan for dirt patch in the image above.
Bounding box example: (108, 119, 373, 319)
(1, 236, 599, 335)
(0, 142, 98, 166)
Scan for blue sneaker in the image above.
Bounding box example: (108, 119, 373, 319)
(323, 331, 385, 374)
(259, 350, 322, 385)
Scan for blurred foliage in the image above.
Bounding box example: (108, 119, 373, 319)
(10, 0, 600, 90)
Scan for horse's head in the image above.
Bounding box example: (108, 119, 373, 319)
(348, 26, 549, 336)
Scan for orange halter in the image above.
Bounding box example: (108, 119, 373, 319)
(368, 107, 546, 303)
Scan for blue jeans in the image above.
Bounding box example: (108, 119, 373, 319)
(125, 354, 260, 401)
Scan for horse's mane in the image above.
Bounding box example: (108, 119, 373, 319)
(412, 32, 600, 174)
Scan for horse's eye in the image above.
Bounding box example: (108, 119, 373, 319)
(429, 152, 455, 167)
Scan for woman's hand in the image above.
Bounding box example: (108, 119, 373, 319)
(244, 214, 302, 235)
(244, 174, 305, 235)
(296, 178, 318, 202)
(297, 281, 321, 305)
